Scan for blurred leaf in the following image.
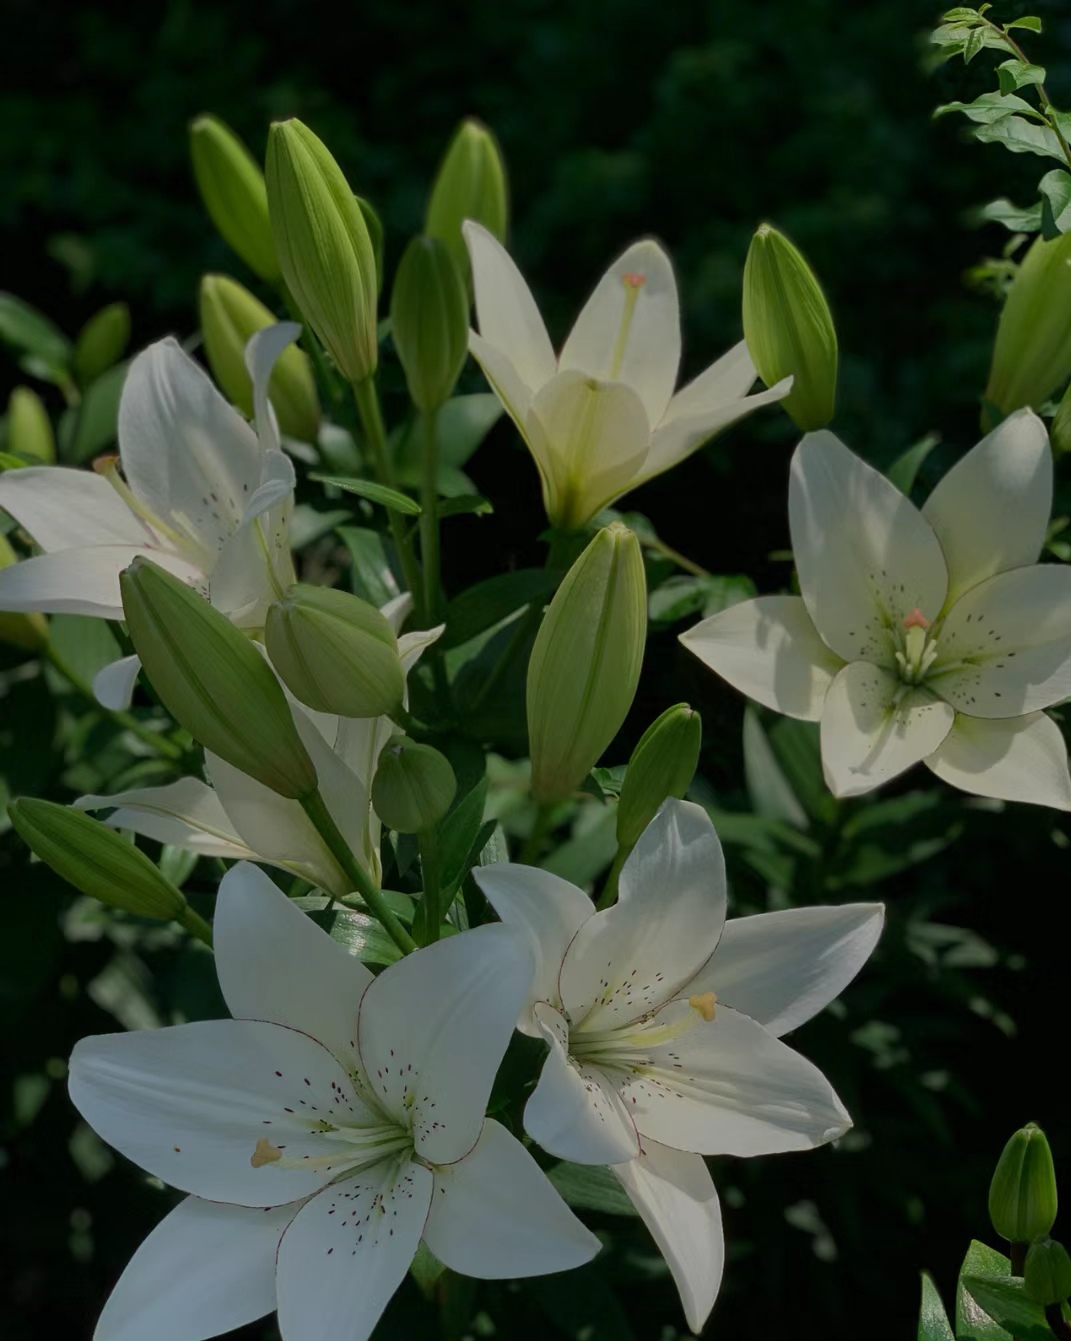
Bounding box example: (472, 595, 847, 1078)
(918, 1271, 955, 1341)
(158, 845, 199, 888)
(976, 197, 1044, 231)
(0, 293, 71, 382)
(47, 615, 121, 687)
(439, 772, 490, 896)
(438, 493, 493, 518)
(548, 1162, 639, 1216)
(395, 393, 503, 496)
(766, 717, 828, 821)
(543, 805, 618, 887)
(743, 708, 808, 829)
(648, 573, 755, 626)
(888, 433, 940, 494)
(337, 525, 402, 606)
(289, 506, 352, 549)
(311, 473, 422, 516)
(525, 1264, 636, 1341)
(409, 1241, 447, 1298)
(441, 569, 554, 649)
(59, 361, 128, 463)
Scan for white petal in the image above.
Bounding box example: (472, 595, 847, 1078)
(93, 655, 142, 711)
(612, 1141, 723, 1335)
(559, 238, 681, 425)
(275, 1161, 433, 1341)
(930, 565, 1071, 717)
(683, 904, 884, 1038)
(95, 1195, 291, 1341)
(618, 1003, 851, 1157)
(0, 544, 202, 619)
(246, 322, 302, 455)
(468, 331, 536, 436)
(560, 801, 726, 1032)
(662, 340, 758, 419)
(119, 338, 262, 558)
(0, 467, 150, 550)
(214, 862, 374, 1067)
(680, 595, 843, 722)
(789, 432, 948, 663)
(524, 1002, 640, 1164)
(820, 662, 954, 798)
(381, 592, 413, 634)
(210, 450, 296, 626)
(76, 777, 253, 859)
(423, 1119, 600, 1278)
(926, 711, 1071, 810)
(922, 408, 1052, 605)
(398, 622, 445, 674)
(465, 222, 557, 393)
(69, 1019, 367, 1206)
(473, 862, 594, 1034)
(357, 923, 533, 1164)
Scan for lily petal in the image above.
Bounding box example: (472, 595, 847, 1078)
(926, 711, 1071, 810)
(0, 466, 150, 550)
(93, 654, 142, 711)
(246, 322, 303, 456)
(0, 544, 202, 620)
(76, 777, 253, 860)
(662, 339, 759, 419)
(465, 222, 557, 394)
(468, 331, 537, 438)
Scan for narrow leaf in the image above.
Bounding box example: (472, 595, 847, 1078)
(311, 473, 422, 515)
(918, 1272, 955, 1341)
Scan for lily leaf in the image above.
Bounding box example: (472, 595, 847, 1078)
(918, 1271, 955, 1341)
(311, 473, 422, 516)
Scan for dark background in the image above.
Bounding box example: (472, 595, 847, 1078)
(1, 1, 1069, 1338)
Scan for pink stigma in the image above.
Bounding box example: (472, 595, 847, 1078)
(622, 271, 647, 288)
(902, 607, 931, 631)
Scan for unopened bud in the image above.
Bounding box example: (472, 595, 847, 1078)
(0, 531, 47, 649)
(743, 223, 837, 431)
(372, 736, 457, 832)
(426, 118, 509, 285)
(190, 115, 279, 283)
(987, 232, 1071, 417)
(616, 704, 701, 848)
(121, 559, 317, 798)
(1025, 1238, 1071, 1306)
(265, 583, 405, 718)
(199, 274, 320, 441)
(6, 386, 55, 463)
(390, 236, 469, 412)
(266, 119, 379, 383)
(527, 523, 647, 803)
(73, 303, 131, 387)
(9, 797, 186, 920)
(989, 1122, 1058, 1244)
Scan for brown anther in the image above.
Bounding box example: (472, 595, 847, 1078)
(688, 991, 717, 1022)
(91, 455, 120, 476)
(250, 1137, 283, 1168)
(902, 607, 931, 631)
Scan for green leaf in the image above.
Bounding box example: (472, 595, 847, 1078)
(547, 1162, 639, 1216)
(437, 493, 493, 518)
(438, 773, 490, 895)
(962, 1275, 1053, 1341)
(295, 898, 404, 967)
(974, 116, 1067, 162)
(1039, 169, 1071, 238)
(935, 92, 1037, 124)
(311, 473, 422, 515)
(408, 1240, 446, 1298)
(0, 451, 30, 471)
(59, 361, 128, 463)
(996, 58, 1046, 93)
(918, 1272, 955, 1341)
(1006, 16, 1042, 32)
(394, 392, 504, 496)
(441, 569, 555, 650)
(336, 526, 403, 606)
(47, 615, 122, 688)
(743, 708, 808, 829)
(525, 1265, 636, 1341)
(289, 506, 353, 549)
(975, 197, 1044, 231)
(964, 26, 986, 62)
(648, 573, 756, 626)
(940, 6, 981, 19)
(0, 293, 71, 381)
(888, 432, 941, 494)
(543, 805, 619, 888)
(957, 1241, 1013, 1341)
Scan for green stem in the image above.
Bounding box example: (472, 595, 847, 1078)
(419, 408, 453, 712)
(596, 844, 630, 910)
(645, 535, 710, 578)
(299, 787, 415, 954)
(177, 903, 214, 948)
(44, 644, 184, 761)
(519, 802, 554, 865)
(416, 829, 442, 945)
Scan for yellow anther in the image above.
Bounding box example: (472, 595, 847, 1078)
(250, 1137, 283, 1168)
(688, 991, 717, 1022)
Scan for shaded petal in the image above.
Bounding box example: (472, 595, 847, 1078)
(922, 408, 1052, 605)
(210, 448, 296, 626)
(0, 544, 202, 620)
(619, 1003, 850, 1157)
(76, 777, 253, 860)
(424, 1119, 600, 1278)
(930, 564, 1071, 717)
(524, 1002, 640, 1164)
(468, 332, 537, 439)
(95, 1195, 292, 1341)
(275, 1161, 433, 1341)
(820, 662, 954, 798)
(789, 432, 948, 663)
(398, 622, 444, 675)
(612, 1141, 723, 1335)
(926, 711, 1071, 810)
(683, 904, 884, 1038)
(0, 466, 150, 550)
(473, 862, 594, 1034)
(93, 654, 142, 711)
(559, 238, 680, 425)
(680, 594, 843, 722)
(246, 322, 303, 455)
(662, 339, 758, 419)
(68, 1019, 366, 1206)
(358, 924, 533, 1165)
(560, 801, 726, 1031)
(465, 222, 556, 392)
(381, 592, 413, 634)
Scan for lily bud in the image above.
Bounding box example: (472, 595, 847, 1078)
(189, 115, 279, 283)
(6, 386, 55, 463)
(121, 559, 317, 799)
(527, 523, 647, 803)
(9, 797, 186, 921)
(73, 302, 131, 387)
(616, 704, 702, 848)
(742, 223, 837, 432)
(989, 1122, 1058, 1244)
(1025, 1238, 1071, 1306)
(425, 118, 509, 284)
(372, 736, 457, 833)
(390, 236, 469, 412)
(199, 274, 320, 441)
(986, 231, 1071, 418)
(265, 583, 405, 719)
(266, 119, 379, 384)
(0, 531, 47, 649)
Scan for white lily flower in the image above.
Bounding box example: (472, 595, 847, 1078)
(464, 221, 790, 529)
(681, 410, 1071, 808)
(70, 862, 599, 1341)
(474, 800, 882, 1334)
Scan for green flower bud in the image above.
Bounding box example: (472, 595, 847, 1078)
(121, 558, 317, 799)
(199, 274, 320, 441)
(742, 222, 838, 432)
(1025, 1238, 1071, 1307)
(986, 232, 1071, 418)
(527, 523, 647, 804)
(390, 236, 469, 412)
(425, 118, 509, 284)
(0, 531, 47, 650)
(266, 119, 379, 384)
(372, 735, 457, 833)
(9, 797, 186, 921)
(190, 115, 279, 283)
(73, 302, 131, 388)
(989, 1123, 1058, 1244)
(265, 583, 405, 719)
(6, 386, 55, 463)
(616, 703, 701, 848)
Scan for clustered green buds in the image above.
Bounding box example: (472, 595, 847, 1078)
(989, 1122, 1058, 1245)
(266, 118, 379, 384)
(6, 386, 55, 463)
(1025, 1237, 1071, 1307)
(73, 302, 130, 387)
(742, 222, 838, 432)
(390, 236, 469, 412)
(372, 736, 457, 833)
(426, 118, 509, 284)
(527, 523, 647, 804)
(190, 115, 279, 284)
(0, 531, 47, 650)
(121, 559, 317, 799)
(199, 274, 320, 441)
(617, 703, 701, 849)
(986, 231, 1071, 421)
